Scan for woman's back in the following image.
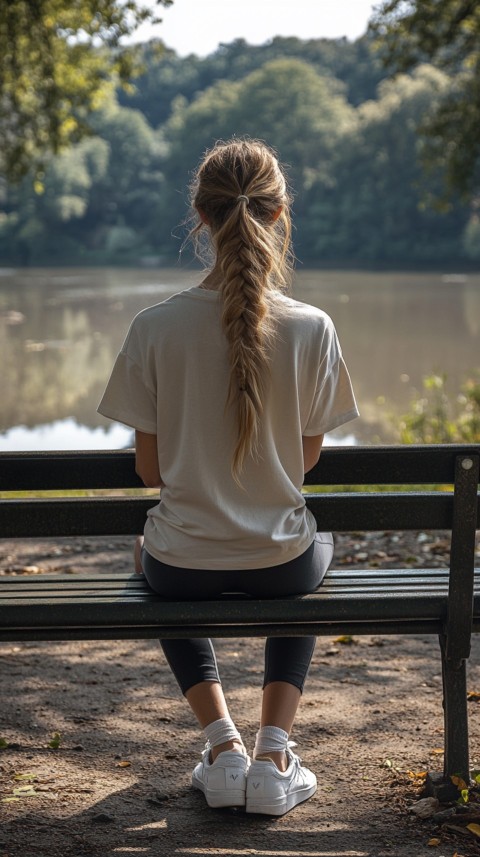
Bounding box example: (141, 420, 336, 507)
(99, 284, 357, 568)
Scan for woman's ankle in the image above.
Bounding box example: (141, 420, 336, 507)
(254, 750, 288, 772)
(210, 739, 245, 762)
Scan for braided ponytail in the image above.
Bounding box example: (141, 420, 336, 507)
(191, 140, 292, 483)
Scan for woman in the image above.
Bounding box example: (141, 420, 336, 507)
(98, 139, 358, 816)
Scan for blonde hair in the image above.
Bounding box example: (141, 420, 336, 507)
(191, 139, 293, 483)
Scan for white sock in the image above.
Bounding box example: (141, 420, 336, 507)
(204, 717, 242, 750)
(254, 725, 289, 757)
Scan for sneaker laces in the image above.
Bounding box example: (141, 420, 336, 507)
(286, 740, 300, 759)
(286, 741, 307, 771)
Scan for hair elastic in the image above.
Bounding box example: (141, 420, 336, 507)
(237, 194, 250, 204)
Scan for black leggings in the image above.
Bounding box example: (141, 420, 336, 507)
(142, 532, 334, 695)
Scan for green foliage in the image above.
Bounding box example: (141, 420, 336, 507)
(0, 35, 473, 265)
(119, 35, 386, 126)
(0, 96, 166, 263)
(48, 732, 61, 750)
(369, 0, 480, 200)
(299, 65, 469, 261)
(0, 0, 172, 181)
(398, 373, 480, 444)
(161, 58, 355, 239)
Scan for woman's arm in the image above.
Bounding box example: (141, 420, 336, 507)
(302, 434, 324, 474)
(135, 430, 163, 488)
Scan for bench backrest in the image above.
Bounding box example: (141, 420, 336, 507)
(0, 445, 478, 537)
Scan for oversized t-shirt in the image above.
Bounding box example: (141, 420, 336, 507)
(98, 286, 359, 569)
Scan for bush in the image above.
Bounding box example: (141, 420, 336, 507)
(398, 373, 480, 444)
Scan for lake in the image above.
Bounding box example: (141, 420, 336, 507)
(0, 267, 479, 450)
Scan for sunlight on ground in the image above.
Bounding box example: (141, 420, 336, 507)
(176, 847, 366, 856)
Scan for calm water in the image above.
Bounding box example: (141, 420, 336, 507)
(1, 267, 479, 450)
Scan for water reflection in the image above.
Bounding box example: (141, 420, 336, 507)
(0, 267, 479, 449)
(0, 418, 132, 451)
(0, 268, 198, 438)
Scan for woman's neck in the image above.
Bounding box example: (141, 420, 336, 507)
(199, 267, 223, 291)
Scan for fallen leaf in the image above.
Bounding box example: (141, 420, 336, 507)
(14, 773, 36, 782)
(0, 738, 9, 749)
(467, 691, 480, 701)
(1, 797, 21, 803)
(467, 824, 480, 838)
(12, 786, 38, 797)
(427, 838, 441, 846)
(407, 770, 427, 780)
(116, 760, 131, 768)
(333, 635, 356, 645)
(430, 748, 444, 755)
(48, 732, 61, 749)
(451, 775, 469, 790)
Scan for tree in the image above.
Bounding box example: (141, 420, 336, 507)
(161, 59, 355, 249)
(369, 0, 480, 200)
(0, 38, 472, 266)
(119, 35, 387, 128)
(301, 65, 469, 262)
(0, 96, 166, 264)
(0, 0, 172, 182)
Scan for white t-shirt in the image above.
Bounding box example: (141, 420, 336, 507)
(98, 286, 359, 569)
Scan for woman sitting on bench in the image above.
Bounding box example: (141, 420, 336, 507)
(98, 138, 358, 816)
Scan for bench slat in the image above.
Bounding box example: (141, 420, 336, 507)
(2, 492, 475, 538)
(0, 582, 458, 599)
(2, 567, 465, 581)
(0, 574, 458, 596)
(1, 445, 478, 489)
(0, 620, 451, 642)
(0, 595, 458, 630)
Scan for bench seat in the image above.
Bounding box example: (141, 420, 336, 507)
(2, 568, 480, 641)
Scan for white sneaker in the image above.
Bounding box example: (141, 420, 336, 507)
(192, 744, 250, 808)
(246, 746, 317, 815)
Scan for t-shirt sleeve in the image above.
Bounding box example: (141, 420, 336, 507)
(303, 319, 359, 436)
(97, 319, 158, 434)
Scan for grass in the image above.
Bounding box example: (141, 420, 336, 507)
(0, 488, 159, 500)
(303, 484, 454, 493)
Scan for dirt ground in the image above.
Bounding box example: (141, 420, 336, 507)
(1, 532, 480, 857)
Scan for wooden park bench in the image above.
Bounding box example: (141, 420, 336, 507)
(0, 444, 479, 799)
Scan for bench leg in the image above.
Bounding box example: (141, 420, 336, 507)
(424, 634, 470, 801)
